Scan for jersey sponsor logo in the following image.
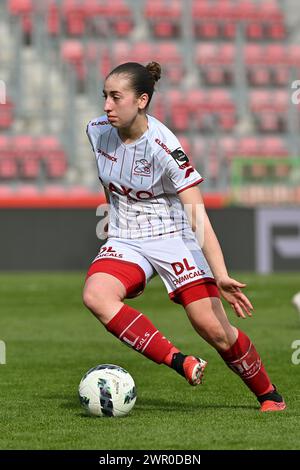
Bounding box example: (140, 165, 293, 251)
(155, 138, 171, 154)
(91, 120, 110, 126)
(97, 148, 117, 162)
(133, 159, 151, 177)
(108, 183, 154, 201)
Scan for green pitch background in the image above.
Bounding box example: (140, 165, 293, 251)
(0, 273, 299, 450)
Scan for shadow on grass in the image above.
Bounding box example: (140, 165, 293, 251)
(60, 398, 256, 414)
(136, 398, 256, 412)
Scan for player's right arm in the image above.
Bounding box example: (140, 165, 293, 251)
(179, 185, 254, 318)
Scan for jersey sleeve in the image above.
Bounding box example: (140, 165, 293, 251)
(165, 146, 203, 194)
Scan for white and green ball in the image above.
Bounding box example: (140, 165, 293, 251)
(78, 364, 136, 417)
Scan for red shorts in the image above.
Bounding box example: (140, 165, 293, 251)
(86, 258, 220, 307)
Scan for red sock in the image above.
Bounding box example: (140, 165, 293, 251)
(219, 329, 273, 396)
(106, 305, 175, 364)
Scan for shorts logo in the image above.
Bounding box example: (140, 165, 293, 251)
(96, 246, 123, 259)
(171, 258, 195, 275)
(171, 258, 205, 286)
(133, 159, 152, 177)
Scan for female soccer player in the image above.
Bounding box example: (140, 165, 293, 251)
(83, 61, 285, 412)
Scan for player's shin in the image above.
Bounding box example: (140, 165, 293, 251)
(105, 304, 174, 364)
(218, 329, 273, 396)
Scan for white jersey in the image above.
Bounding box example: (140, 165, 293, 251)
(86, 114, 203, 240)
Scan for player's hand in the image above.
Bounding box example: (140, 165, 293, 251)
(217, 277, 254, 318)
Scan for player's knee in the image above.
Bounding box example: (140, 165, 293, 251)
(82, 277, 125, 323)
(206, 327, 232, 352)
(82, 286, 98, 312)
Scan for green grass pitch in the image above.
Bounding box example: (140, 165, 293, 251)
(0, 272, 299, 450)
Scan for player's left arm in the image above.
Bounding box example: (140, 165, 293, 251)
(179, 186, 253, 318)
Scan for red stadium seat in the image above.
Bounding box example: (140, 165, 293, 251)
(167, 89, 188, 131)
(222, 21, 236, 39)
(196, 44, 234, 85)
(272, 67, 290, 86)
(261, 137, 289, 157)
(61, 40, 86, 84)
(288, 45, 300, 66)
(61, 40, 84, 63)
(202, 67, 227, 86)
(236, 1, 257, 20)
(195, 21, 220, 39)
(259, 1, 283, 22)
(236, 137, 260, 157)
(246, 22, 265, 40)
(0, 100, 14, 129)
(7, 0, 33, 15)
(131, 42, 154, 63)
(37, 136, 67, 179)
(46, 0, 61, 36)
(220, 136, 237, 159)
(156, 42, 183, 83)
(267, 22, 286, 40)
(13, 135, 40, 179)
(113, 40, 131, 65)
(245, 44, 264, 64)
(264, 44, 286, 64)
(62, 0, 86, 36)
(250, 90, 288, 132)
(195, 43, 219, 65)
(151, 92, 167, 123)
(177, 135, 191, 159)
(144, 0, 182, 37)
(248, 67, 271, 86)
(0, 135, 18, 179)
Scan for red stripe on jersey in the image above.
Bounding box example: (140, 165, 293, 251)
(177, 178, 204, 194)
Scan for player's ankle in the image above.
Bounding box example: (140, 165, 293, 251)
(163, 347, 180, 367)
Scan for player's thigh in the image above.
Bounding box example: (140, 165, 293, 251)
(83, 272, 127, 306)
(84, 238, 154, 301)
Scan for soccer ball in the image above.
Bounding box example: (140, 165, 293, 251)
(78, 364, 137, 417)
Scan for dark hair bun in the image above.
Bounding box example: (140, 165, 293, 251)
(145, 62, 161, 83)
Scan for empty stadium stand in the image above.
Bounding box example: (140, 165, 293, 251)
(1, 0, 300, 204)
